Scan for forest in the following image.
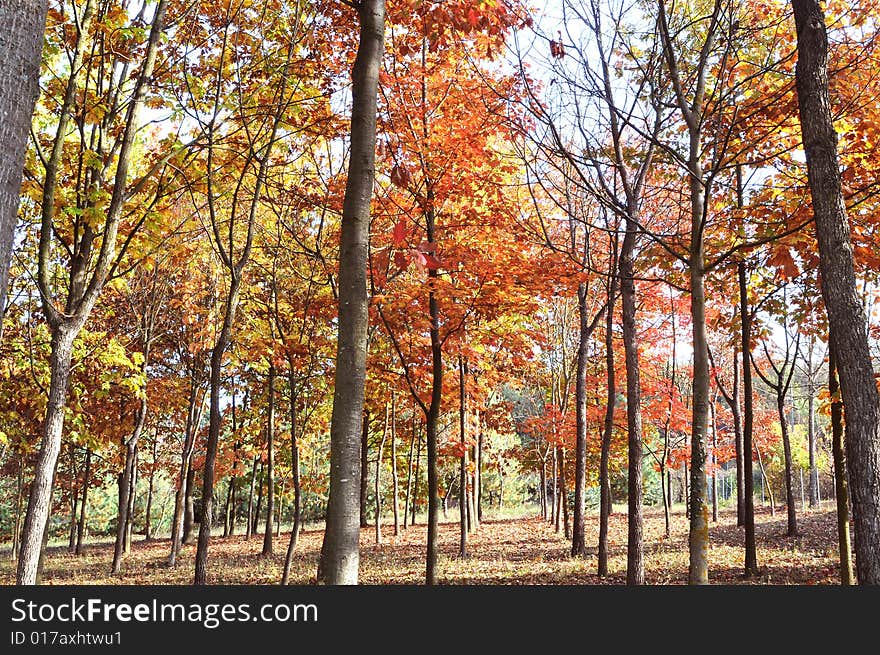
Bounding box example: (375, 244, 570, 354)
(0, 0, 878, 587)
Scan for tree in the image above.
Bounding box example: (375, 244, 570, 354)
(317, 0, 385, 586)
(17, 0, 169, 585)
(790, 0, 880, 584)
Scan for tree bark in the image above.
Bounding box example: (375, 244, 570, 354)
(0, 1, 49, 334)
(598, 262, 618, 575)
(458, 356, 468, 558)
(113, 395, 146, 573)
(360, 411, 370, 528)
(829, 347, 854, 585)
(282, 369, 303, 584)
(246, 456, 258, 541)
(791, 0, 880, 584)
(16, 326, 76, 584)
(390, 391, 400, 536)
(572, 283, 590, 557)
(620, 216, 644, 585)
(317, 0, 385, 586)
(262, 365, 276, 556)
(739, 262, 759, 575)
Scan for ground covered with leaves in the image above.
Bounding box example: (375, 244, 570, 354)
(0, 503, 845, 585)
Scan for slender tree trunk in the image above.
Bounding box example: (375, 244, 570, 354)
(13, 455, 24, 561)
(829, 348, 854, 585)
(560, 448, 570, 539)
(572, 283, 590, 557)
(375, 405, 388, 545)
(403, 412, 415, 530)
(169, 380, 202, 566)
(598, 266, 617, 575)
(183, 463, 196, 544)
(791, 0, 880, 584)
(739, 262, 759, 575)
(360, 411, 370, 528)
(17, 326, 77, 584)
(124, 446, 138, 552)
(424, 244, 443, 585)
(756, 444, 775, 516)
(458, 356, 468, 558)
(0, 2, 49, 334)
(711, 399, 718, 524)
(539, 459, 547, 520)
(317, 0, 385, 586)
(808, 389, 819, 507)
(282, 370, 302, 584)
(620, 217, 644, 585)
(412, 428, 422, 526)
(76, 450, 90, 554)
(253, 461, 264, 536)
(246, 456, 258, 540)
(263, 365, 276, 556)
(391, 391, 399, 536)
(145, 426, 158, 541)
(68, 446, 79, 553)
(778, 394, 798, 536)
(476, 417, 483, 524)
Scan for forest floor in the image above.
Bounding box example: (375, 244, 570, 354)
(0, 502, 845, 585)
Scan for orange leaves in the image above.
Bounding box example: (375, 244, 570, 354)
(766, 246, 800, 280)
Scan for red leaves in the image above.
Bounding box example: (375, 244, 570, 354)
(549, 32, 565, 59)
(392, 219, 408, 247)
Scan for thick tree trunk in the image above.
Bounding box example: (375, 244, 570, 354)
(739, 262, 759, 575)
(829, 348, 854, 585)
(317, 0, 384, 586)
(620, 218, 644, 586)
(263, 365, 276, 556)
(0, 2, 49, 333)
(17, 326, 77, 584)
(791, 0, 880, 584)
(424, 230, 443, 585)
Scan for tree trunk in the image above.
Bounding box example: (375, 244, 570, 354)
(808, 389, 819, 507)
(360, 410, 370, 528)
(68, 446, 79, 553)
(424, 216, 443, 585)
(145, 426, 158, 541)
(739, 262, 759, 575)
(620, 217, 644, 586)
(183, 463, 196, 544)
(598, 264, 617, 575)
(125, 445, 138, 552)
(376, 404, 388, 545)
(777, 394, 798, 537)
(791, 0, 880, 584)
(282, 370, 303, 584)
(0, 2, 49, 334)
(412, 427, 422, 526)
(316, 0, 385, 586)
(829, 348, 854, 585)
(756, 443, 775, 516)
(263, 365, 276, 556)
(169, 379, 202, 566)
(572, 283, 590, 557)
(253, 461, 264, 536)
(391, 391, 400, 536)
(403, 412, 415, 530)
(458, 356, 468, 558)
(13, 455, 24, 561)
(246, 456, 258, 541)
(16, 325, 77, 584)
(711, 397, 718, 524)
(476, 417, 483, 524)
